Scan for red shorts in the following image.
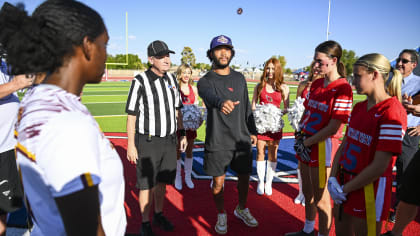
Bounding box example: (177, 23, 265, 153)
(257, 131, 282, 141)
(340, 173, 392, 221)
(176, 130, 197, 140)
(296, 137, 340, 167)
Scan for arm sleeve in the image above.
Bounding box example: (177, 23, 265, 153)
(197, 77, 224, 109)
(376, 107, 407, 155)
(243, 80, 257, 135)
(38, 113, 102, 194)
(125, 76, 142, 115)
(331, 83, 353, 122)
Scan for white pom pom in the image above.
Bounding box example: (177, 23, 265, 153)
(287, 97, 306, 131)
(253, 104, 284, 134)
(181, 105, 205, 130)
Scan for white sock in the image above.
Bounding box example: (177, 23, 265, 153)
(303, 219, 315, 233)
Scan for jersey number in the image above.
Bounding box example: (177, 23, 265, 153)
(340, 142, 361, 171)
(305, 112, 322, 133)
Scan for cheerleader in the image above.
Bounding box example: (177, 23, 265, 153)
(293, 61, 323, 205)
(251, 58, 289, 196)
(329, 54, 406, 236)
(286, 41, 353, 236)
(175, 64, 201, 190)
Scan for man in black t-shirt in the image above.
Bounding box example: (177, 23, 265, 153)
(197, 35, 258, 235)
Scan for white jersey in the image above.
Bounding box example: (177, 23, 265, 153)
(15, 84, 126, 236)
(0, 61, 19, 153)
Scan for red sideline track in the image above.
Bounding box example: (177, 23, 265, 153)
(106, 132, 420, 236)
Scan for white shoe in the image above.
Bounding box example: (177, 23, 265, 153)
(174, 160, 182, 190)
(215, 213, 227, 234)
(256, 161, 266, 195)
(294, 193, 304, 205)
(234, 205, 258, 227)
(184, 158, 194, 189)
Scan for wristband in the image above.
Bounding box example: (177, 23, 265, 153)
(179, 129, 186, 137)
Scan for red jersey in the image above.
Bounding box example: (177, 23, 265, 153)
(339, 97, 407, 176)
(180, 84, 195, 105)
(301, 78, 353, 138)
(339, 97, 407, 220)
(259, 85, 282, 107)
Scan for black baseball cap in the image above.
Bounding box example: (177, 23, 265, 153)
(147, 40, 175, 57)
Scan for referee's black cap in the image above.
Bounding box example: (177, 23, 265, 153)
(147, 40, 175, 57)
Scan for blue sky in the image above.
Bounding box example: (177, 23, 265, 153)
(10, 0, 420, 69)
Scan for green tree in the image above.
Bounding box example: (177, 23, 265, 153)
(285, 68, 292, 75)
(341, 49, 358, 76)
(106, 53, 144, 70)
(271, 55, 287, 71)
(181, 47, 196, 66)
(193, 63, 211, 71)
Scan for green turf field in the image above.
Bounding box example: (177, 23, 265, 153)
(81, 81, 366, 142)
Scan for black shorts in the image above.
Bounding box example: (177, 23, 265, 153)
(0, 149, 23, 214)
(135, 133, 177, 190)
(398, 149, 420, 206)
(203, 148, 253, 177)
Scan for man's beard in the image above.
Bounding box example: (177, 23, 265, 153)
(213, 56, 232, 69)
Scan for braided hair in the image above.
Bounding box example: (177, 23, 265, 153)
(0, 0, 105, 75)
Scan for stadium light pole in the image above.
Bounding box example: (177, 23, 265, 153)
(326, 0, 331, 40)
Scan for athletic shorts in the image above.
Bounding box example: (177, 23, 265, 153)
(296, 137, 340, 167)
(398, 149, 420, 206)
(176, 130, 197, 140)
(203, 148, 253, 177)
(257, 131, 282, 141)
(341, 173, 392, 221)
(135, 133, 177, 190)
(0, 149, 23, 214)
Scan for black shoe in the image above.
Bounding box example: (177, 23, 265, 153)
(381, 231, 396, 236)
(153, 213, 174, 231)
(140, 222, 155, 236)
(284, 230, 315, 236)
(389, 211, 396, 223)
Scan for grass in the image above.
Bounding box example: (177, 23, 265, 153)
(77, 80, 366, 142)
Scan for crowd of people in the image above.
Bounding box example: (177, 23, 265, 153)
(0, 1, 419, 236)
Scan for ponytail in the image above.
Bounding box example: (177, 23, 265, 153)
(386, 68, 402, 102)
(337, 61, 346, 78)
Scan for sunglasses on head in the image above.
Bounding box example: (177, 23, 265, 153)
(397, 58, 413, 64)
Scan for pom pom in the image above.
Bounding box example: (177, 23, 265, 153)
(287, 97, 306, 131)
(253, 104, 284, 134)
(181, 104, 205, 130)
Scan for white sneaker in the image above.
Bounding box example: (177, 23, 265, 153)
(215, 213, 227, 234)
(234, 205, 258, 227)
(294, 193, 304, 205)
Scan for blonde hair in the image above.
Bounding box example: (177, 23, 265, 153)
(354, 53, 402, 102)
(176, 64, 194, 85)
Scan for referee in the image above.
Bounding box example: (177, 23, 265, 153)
(126, 40, 187, 236)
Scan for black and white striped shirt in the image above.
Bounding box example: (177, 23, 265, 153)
(126, 69, 182, 137)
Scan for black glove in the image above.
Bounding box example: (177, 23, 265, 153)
(294, 137, 311, 162)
